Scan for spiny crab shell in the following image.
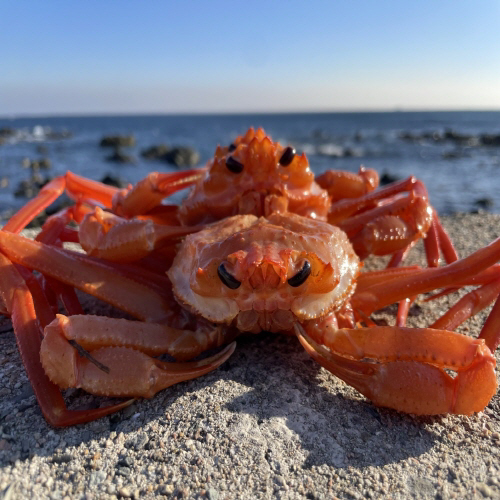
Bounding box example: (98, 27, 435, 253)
(177, 127, 331, 225)
(168, 212, 360, 333)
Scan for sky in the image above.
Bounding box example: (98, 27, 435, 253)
(1, 0, 500, 116)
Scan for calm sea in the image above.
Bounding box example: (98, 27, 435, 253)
(0, 111, 499, 216)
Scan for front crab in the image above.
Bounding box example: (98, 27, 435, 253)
(168, 213, 360, 333)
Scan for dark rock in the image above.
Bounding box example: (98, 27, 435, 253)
(21, 157, 51, 170)
(380, 171, 399, 185)
(163, 146, 200, 167)
(100, 174, 127, 188)
(99, 135, 136, 148)
(399, 131, 418, 141)
(442, 150, 461, 159)
(480, 134, 500, 147)
(443, 129, 479, 146)
(117, 456, 134, 467)
(105, 147, 135, 164)
(141, 144, 170, 159)
(0, 127, 15, 138)
(474, 197, 494, 210)
(31, 158, 51, 170)
(14, 174, 51, 199)
(115, 466, 131, 477)
(52, 453, 74, 464)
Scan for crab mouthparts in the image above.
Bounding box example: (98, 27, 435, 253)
(248, 262, 284, 289)
(236, 309, 296, 333)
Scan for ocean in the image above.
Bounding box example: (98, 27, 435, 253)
(0, 111, 499, 217)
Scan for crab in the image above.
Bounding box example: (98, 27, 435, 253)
(0, 129, 499, 426)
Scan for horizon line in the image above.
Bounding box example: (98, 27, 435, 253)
(2, 107, 500, 121)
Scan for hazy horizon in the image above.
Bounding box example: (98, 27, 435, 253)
(2, 1, 499, 116)
(3, 108, 500, 122)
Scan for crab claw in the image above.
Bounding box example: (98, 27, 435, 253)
(62, 343, 237, 398)
(41, 316, 236, 398)
(295, 323, 497, 416)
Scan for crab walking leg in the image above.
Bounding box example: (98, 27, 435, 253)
(0, 231, 173, 322)
(78, 207, 204, 262)
(0, 251, 134, 426)
(479, 295, 500, 351)
(327, 177, 423, 224)
(429, 279, 500, 332)
(4, 172, 124, 234)
(296, 321, 497, 415)
(41, 315, 236, 398)
(352, 236, 500, 315)
(112, 169, 205, 217)
(422, 214, 440, 267)
(3, 177, 68, 233)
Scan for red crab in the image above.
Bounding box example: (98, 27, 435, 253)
(0, 128, 498, 426)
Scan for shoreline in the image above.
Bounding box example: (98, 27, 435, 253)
(0, 213, 499, 499)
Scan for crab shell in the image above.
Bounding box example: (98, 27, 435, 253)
(177, 127, 331, 225)
(168, 212, 360, 333)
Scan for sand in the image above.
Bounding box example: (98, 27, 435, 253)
(0, 213, 499, 499)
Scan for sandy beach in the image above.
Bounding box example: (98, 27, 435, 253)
(0, 213, 499, 499)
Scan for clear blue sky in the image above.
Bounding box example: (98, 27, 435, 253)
(1, 0, 499, 116)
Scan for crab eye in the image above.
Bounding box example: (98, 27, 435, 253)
(226, 156, 244, 174)
(217, 263, 241, 289)
(287, 260, 311, 287)
(228, 143, 237, 152)
(279, 146, 296, 167)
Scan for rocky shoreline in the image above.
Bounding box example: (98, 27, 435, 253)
(0, 213, 499, 499)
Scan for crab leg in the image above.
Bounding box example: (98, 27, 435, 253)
(0, 230, 173, 322)
(41, 314, 235, 398)
(327, 177, 422, 224)
(352, 236, 500, 316)
(111, 169, 205, 217)
(479, 295, 500, 351)
(4, 177, 68, 233)
(296, 320, 497, 415)
(0, 251, 134, 426)
(78, 207, 204, 262)
(325, 176, 452, 267)
(3, 169, 203, 235)
(429, 278, 500, 332)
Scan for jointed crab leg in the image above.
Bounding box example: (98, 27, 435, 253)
(112, 169, 205, 217)
(0, 251, 134, 426)
(352, 236, 500, 317)
(3, 169, 204, 235)
(77, 207, 204, 262)
(0, 231, 173, 322)
(429, 279, 500, 333)
(297, 323, 496, 415)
